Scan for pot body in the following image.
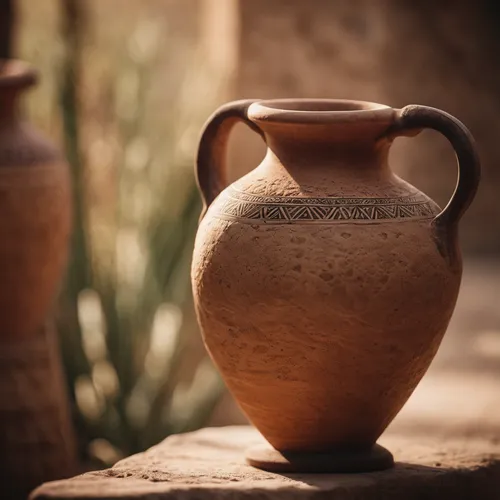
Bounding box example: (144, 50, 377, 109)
(192, 99, 479, 452)
(0, 61, 71, 338)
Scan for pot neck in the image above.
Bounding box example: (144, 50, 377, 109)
(0, 89, 23, 125)
(261, 139, 393, 191)
(248, 99, 396, 175)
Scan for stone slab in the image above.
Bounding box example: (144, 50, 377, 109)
(31, 426, 500, 500)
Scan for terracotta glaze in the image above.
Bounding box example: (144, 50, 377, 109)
(192, 98, 480, 472)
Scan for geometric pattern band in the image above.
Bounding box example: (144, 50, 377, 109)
(214, 186, 436, 224)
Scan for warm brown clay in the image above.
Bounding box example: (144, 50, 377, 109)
(191, 99, 480, 471)
(0, 60, 71, 338)
(0, 324, 78, 499)
(0, 60, 76, 497)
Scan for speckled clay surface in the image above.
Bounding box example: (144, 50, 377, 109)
(192, 99, 480, 459)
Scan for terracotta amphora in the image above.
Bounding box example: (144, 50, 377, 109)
(192, 99, 480, 472)
(0, 60, 71, 338)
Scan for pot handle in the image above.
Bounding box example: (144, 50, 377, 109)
(196, 99, 264, 219)
(389, 105, 480, 228)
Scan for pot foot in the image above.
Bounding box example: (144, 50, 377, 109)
(246, 443, 394, 473)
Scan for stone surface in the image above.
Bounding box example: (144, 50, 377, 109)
(31, 426, 500, 500)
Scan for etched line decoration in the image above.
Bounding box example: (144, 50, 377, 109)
(214, 186, 437, 224)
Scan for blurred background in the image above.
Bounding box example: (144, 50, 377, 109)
(2, 0, 499, 470)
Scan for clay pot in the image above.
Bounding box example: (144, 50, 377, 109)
(0, 60, 71, 338)
(192, 99, 480, 472)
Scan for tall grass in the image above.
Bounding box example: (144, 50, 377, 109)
(19, 0, 226, 465)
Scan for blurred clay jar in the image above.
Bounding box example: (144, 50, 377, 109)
(0, 60, 71, 338)
(191, 98, 480, 472)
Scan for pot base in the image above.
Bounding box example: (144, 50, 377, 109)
(246, 443, 394, 473)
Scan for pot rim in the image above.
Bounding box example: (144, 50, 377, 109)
(247, 98, 394, 125)
(0, 59, 38, 89)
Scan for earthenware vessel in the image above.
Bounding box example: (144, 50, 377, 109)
(0, 60, 76, 496)
(0, 59, 71, 338)
(192, 99, 480, 472)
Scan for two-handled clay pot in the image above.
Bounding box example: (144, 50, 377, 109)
(191, 99, 480, 472)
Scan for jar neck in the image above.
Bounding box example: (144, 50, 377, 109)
(0, 88, 23, 125)
(264, 133, 392, 178)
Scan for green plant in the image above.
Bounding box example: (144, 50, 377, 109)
(51, 0, 226, 465)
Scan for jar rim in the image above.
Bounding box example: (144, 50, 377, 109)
(0, 59, 38, 89)
(248, 98, 394, 126)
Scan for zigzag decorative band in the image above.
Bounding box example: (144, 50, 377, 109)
(214, 186, 436, 224)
